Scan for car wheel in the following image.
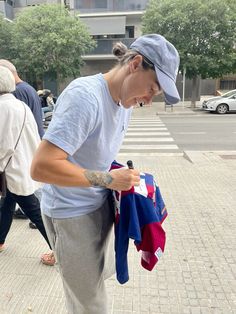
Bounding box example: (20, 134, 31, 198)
(216, 104, 228, 114)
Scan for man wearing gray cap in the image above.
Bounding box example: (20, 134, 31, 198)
(31, 34, 180, 313)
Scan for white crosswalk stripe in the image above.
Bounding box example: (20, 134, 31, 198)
(120, 145, 179, 150)
(125, 132, 170, 136)
(118, 117, 182, 156)
(124, 138, 174, 142)
(127, 127, 168, 131)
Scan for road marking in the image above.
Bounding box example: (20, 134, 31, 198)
(119, 117, 182, 155)
(118, 152, 184, 157)
(123, 138, 174, 142)
(120, 145, 179, 150)
(130, 118, 161, 121)
(125, 132, 170, 136)
(174, 132, 206, 135)
(127, 127, 167, 131)
(129, 122, 165, 128)
(130, 120, 162, 122)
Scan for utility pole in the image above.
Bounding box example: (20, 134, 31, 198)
(182, 65, 186, 107)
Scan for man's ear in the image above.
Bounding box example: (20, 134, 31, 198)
(129, 55, 143, 73)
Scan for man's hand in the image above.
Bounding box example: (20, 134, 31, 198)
(84, 168, 140, 191)
(108, 168, 140, 191)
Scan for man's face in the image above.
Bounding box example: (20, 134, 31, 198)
(119, 64, 162, 108)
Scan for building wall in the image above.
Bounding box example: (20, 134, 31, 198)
(58, 59, 116, 93)
(0, 1, 14, 19)
(81, 59, 115, 76)
(200, 79, 216, 96)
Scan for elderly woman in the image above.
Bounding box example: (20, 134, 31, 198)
(0, 66, 54, 265)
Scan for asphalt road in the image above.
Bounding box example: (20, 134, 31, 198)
(160, 111, 236, 151)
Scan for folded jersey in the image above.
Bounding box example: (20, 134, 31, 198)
(111, 161, 167, 284)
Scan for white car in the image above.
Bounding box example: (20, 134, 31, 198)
(202, 89, 236, 114)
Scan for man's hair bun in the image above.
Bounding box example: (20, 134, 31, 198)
(112, 42, 128, 60)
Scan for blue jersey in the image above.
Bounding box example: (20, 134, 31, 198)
(111, 161, 167, 284)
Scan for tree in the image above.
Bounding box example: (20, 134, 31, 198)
(10, 4, 96, 85)
(142, 0, 236, 106)
(0, 15, 13, 59)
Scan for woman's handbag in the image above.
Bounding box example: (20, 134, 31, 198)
(0, 103, 26, 197)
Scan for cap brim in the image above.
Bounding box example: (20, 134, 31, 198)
(155, 66, 180, 105)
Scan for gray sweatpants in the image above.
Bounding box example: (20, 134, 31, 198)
(42, 197, 115, 314)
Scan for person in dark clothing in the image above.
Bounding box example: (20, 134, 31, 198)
(13, 82, 44, 138)
(0, 60, 45, 226)
(0, 59, 44, 139)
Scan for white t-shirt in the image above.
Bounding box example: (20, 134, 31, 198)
(42, 73, 132, 218)
(0, 94, 41, 195)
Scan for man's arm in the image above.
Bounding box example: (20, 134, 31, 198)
(31, 140, 140, 191)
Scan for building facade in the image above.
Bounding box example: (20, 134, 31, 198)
(1, 0, 235, 97)
(64, 0, 149, 91)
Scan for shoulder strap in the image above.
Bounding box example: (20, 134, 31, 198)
(3, 102, 27, 171)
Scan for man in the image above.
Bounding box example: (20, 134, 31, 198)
(0, 60, 44, 225)
(31, 34, 180, 312)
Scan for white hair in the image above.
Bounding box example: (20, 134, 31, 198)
(0, 59, 17, 73)
(0, 66, 16, 94)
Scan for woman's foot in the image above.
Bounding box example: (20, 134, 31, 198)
(41, 251, 55, 266)
(0, 244, 5, 252)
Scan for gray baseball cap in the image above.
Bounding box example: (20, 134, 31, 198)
(130, 34, 180, 104)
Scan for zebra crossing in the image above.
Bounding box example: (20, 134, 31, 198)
(118, 117, 183, 156)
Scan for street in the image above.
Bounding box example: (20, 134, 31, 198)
(161, 112, 236, 151)
(118, 106, 236, 157)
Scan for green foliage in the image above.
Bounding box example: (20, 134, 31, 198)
(142, 0, 236, 79)
(10, 4, 96, 80)
(0, 15, 13, 59)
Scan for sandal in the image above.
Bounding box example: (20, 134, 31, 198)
(41, 251, 56, 266)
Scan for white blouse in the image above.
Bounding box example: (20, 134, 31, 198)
(0, 93, 41, 195)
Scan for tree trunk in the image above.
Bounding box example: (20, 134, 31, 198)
(191, 76, 198, 108)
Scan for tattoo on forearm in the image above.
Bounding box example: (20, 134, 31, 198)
(84, 170, 113, 187)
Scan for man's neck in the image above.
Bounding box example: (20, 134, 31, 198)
(14, 74, 23, 84)
(103, 68, 125, 104)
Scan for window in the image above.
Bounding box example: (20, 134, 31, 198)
(125, 26, 134, 38)
(77, 0, 107, 9)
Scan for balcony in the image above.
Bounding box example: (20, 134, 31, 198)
(75, 0, 149, 13)
(85, 38, 135, 56)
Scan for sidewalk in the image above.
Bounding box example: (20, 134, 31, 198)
(0, 106, 236, 314)
(133, 101, 203, 117)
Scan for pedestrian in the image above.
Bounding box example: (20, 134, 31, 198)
(31, 34, 180, 313)
(37, 89, 55, 113)
(0, 66, 55, 266)
(0, 59, 44, 225)
(0, 59, 44, 138)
